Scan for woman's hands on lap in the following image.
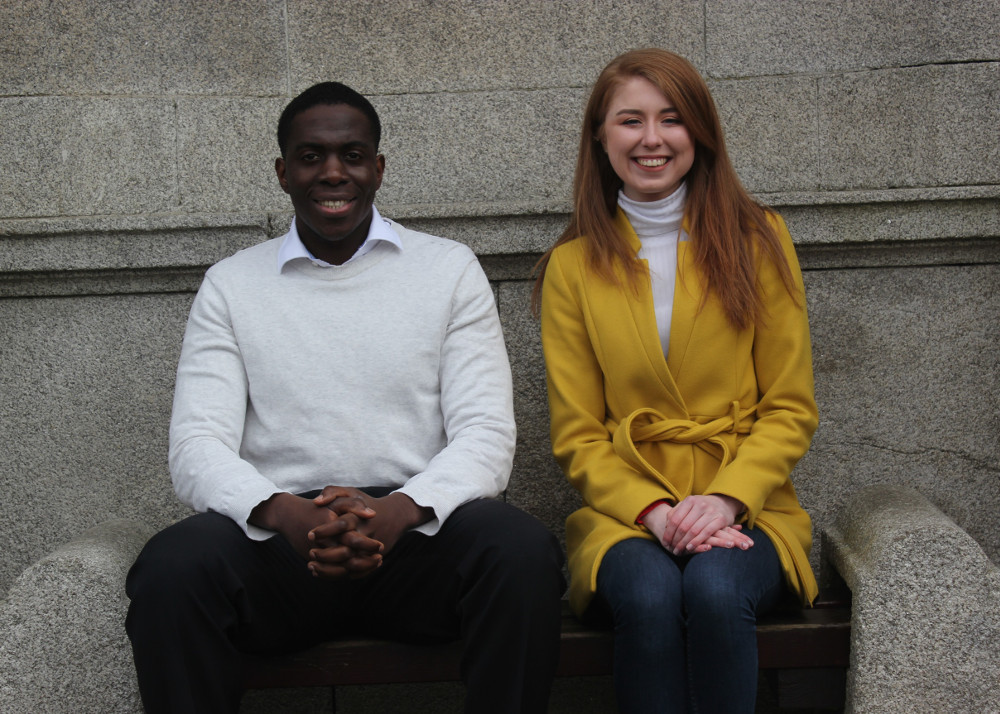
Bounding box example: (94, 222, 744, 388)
(642, 496, 753, 556)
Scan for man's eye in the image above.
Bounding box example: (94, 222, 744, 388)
(344, 151, 363, 161)
(301, 152, 319, 162)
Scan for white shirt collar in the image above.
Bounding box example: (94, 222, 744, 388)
(277, 205, 402, 271)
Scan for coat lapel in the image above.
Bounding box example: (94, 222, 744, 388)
(665, 240, 699, 383)
(613, 211, 688, 417)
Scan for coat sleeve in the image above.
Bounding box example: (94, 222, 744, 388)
(704, 215, 819, 522)
(541, 247, 669, 528)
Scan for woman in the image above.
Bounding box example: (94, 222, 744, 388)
(535, 49, 819, 713)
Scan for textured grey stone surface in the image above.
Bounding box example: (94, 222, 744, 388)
(500, 281, 579, 554)
(710, 76, 819, 193)
(706, 0, 1000, 76)
(287, 0, 704, 94)
(0, 293, 194, 593)
(780, 195, 1000, 247)
(0, 520, 153, 713)
(0, 0, 286, 96)
(826, 485, 1000, 712)
(0, 216, 271, 273)
(818, 63, 1000, 190)
(373, 88, 583, 211)
(0, 98, 177, 219)
(796, 261, 1000, 568)
(177, 98, 290, 214)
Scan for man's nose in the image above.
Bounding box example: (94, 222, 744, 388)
(319, 156, 347, 182)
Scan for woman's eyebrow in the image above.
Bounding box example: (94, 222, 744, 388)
(614, 106, 677, 116)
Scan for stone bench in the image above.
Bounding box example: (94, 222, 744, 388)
(3, 484, 999, 713)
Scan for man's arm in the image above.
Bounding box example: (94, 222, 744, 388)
(391, 254, 517, 532)
(169, 271, 288, 539)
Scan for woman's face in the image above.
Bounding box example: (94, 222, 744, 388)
(599, 75, 695, 202)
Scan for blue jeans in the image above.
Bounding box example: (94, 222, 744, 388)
(593, 531, 785, 714)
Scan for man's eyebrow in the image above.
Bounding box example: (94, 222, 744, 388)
(290, 139, 373, 151)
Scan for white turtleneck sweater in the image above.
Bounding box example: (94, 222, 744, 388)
(617, 184, 690, 359)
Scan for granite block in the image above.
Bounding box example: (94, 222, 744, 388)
(779, 197, 1000, 247)
(706, 0, 1000, 77)
(372, 88, 582, 210)
(0, 0, 286, 96)
(177, 98, 290, 214)
(287, 0, 704, 94)
(0, 97, 176, 220)
(397, 214, 567, 256)
(0, 520, 154, 713)
(709, 76, 819, 193)
(794, 262, 1000, 567)
(826, 485, 1000, 712)
(0, 98, 176, 218)
(0, 293, 194, 594)
(0, 215, 270, 274)
(498, 281, 579, 553)
(818, 63, 1000, 190)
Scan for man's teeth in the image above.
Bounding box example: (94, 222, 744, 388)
(319, 199, 349, 209)
(636, 157, 668, 167)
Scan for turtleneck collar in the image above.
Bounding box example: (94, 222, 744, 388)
(617, 183, 687, 239)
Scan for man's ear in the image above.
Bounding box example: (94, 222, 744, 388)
(374, 154, 385, 190)
(275, 156, 289, 194)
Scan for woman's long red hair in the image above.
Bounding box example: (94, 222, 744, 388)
(533, 48, 797, 329)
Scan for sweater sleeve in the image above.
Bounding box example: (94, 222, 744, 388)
(168, 271, 284, 540)
(703, 215, 819, 522)
(541, 247, 669, 528)
(396, 256, 516, 534)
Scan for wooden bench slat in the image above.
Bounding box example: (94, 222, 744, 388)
(244, 602, 850, 689)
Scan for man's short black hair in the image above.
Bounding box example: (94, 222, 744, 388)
(277, 82, 382, 156)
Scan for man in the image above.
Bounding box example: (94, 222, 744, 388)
(125, 82, 565, 713)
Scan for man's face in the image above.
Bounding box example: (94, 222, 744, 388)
(275, 103, 385, 265)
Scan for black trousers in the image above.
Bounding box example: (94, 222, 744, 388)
(125, 497, 565, 714)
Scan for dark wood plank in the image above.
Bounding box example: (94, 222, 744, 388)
(244, 601, 851, 690)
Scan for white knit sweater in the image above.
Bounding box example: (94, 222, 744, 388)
(168, 220, 515, 541)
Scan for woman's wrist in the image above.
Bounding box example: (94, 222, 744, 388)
(713, 494, 746, 522)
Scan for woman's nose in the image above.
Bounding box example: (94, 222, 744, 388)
(642, 124, 662, 147)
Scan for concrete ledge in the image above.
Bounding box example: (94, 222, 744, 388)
(825, 485, 1000, 713)
(0, 519, 154, 714)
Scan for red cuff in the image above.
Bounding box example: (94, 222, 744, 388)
(636, 499, 670, 525)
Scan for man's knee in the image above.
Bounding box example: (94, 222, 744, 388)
(127, 513, 241, 605)
(449, 500, 565, 596)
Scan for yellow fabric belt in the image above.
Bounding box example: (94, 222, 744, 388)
(612, 401, 757, 502)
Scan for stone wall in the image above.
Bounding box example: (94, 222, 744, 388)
(1, 0, 998, 601)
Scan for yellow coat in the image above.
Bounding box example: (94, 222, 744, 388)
(541, 210, 819, 615)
